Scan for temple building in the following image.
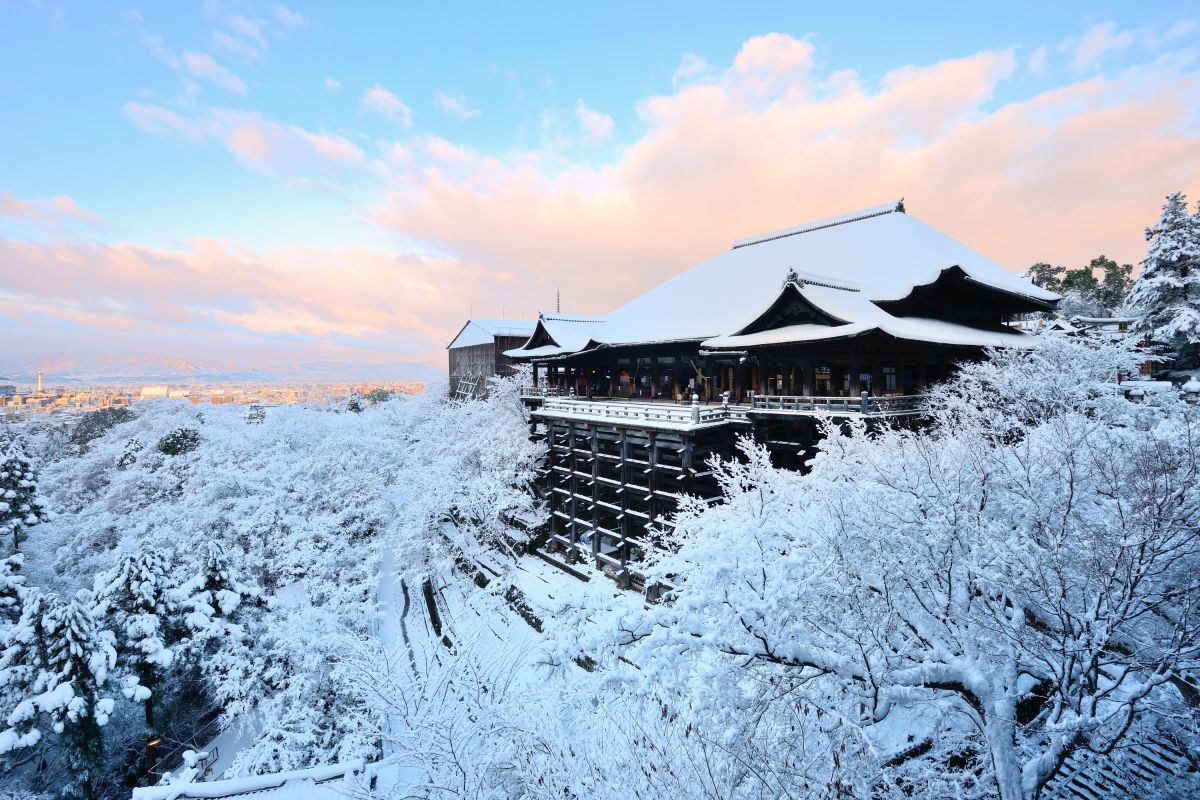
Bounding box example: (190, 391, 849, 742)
(505, 201, 1059, 577)
(446, 318, 536, 398)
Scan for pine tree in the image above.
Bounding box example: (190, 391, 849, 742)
(0, 441, 49, 554)
(48, 591, 116, 800)
(0, 590, 116, 800)
(93, 550, 179, 735)
(175, 542, 266, 720)
(1128, 191, 1200, 367)
(346, 391, 364, 413)
(0, 554, 26, 627)
(0, 589, 61, 757)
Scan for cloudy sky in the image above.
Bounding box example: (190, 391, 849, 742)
(2, 2, 1199, 370)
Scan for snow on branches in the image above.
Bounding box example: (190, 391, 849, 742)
(559, 338, 1200, 800)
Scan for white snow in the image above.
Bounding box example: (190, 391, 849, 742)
(506, 202, 1055, 358)
(446, 318, 536, 350)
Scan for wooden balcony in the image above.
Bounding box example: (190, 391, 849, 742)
(532, 392, 921, 430)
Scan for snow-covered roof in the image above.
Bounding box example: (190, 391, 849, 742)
(503, 311, 607, 358)
(130, 761, 370, 800)
(1070, 316, 1139, 325)
(447, 319, 536, 350)
(507, 201, 1057, 357)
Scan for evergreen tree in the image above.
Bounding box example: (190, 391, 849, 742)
(1090, 254, 1134, 315)
(0, 441, 49, 554)
(1128, 191, 1200, 367)
(0, 590, 116, 800)
(0, 589, 61, 757)
(0, 554, 26, 627)
(48, 591, 116, 800)
(176, 543, 266, 721)
(93, 549, 179, 736)
(1027, 262, 1065, 293)
(345, 391, 364, 413)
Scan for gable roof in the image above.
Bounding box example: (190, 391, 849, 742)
(503, 311, 607, 358)
(447, 319, 536, 350)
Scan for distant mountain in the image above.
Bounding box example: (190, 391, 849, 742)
(0, 353, 444, 385)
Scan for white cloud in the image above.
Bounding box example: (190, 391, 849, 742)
(274, 4, 310, 28)
(360, 84, 412, 126)
(575, 99, 614, 145)
(182, 51, 248, 95)
(1028, 46, 1047, 76)
(324, 77, 342, 92)
(673, 52, 715, 87)
(1064, 22, 1134, 72)
(435, 91, 480, 120)
(137, 29, 179, 69)
(212, 29, 262, 62)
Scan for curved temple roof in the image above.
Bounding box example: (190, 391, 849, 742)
(506, 200, 1058, 358)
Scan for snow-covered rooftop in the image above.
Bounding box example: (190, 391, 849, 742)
(506, 201, 1058, 357)
(447, 318, 536, 350)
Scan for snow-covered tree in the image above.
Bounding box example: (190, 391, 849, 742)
(1128, 191, 1200, 367)
(0, 589, 116, 800)
(562, 338, 1200, 800)
(92, 549, 179, 734)
(175, 542, 266, 717)
(0, 554, 26, 627)
(0, 440, 49, 554)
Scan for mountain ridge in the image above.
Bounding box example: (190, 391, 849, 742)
(0, 353, 444, 385)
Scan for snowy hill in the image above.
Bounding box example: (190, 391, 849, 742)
(0, 352, 444, 385)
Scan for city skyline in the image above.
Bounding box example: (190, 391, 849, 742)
(2, 1, 1200, 369)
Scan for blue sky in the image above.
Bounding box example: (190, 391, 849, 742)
(1, 2, 1198, 367)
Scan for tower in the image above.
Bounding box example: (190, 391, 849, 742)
(36, 368, 42, 394)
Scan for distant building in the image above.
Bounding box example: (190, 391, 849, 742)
(140, 386, 170, 398)
(0, 385, 15, 397)
(446, 318, 536, 398)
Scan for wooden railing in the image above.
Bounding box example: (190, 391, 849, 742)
(538, 397, 737, 426)
(520, 386, 563, 398)
(535, 393, 920, 427)
(750, 393, 921, 416)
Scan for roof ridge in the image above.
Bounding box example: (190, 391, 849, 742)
(540, 313, 606, 323)
(731, 198, 905, 250)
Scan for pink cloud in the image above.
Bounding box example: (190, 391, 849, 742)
(0, 236, 509, 366)
(575, 99, 614, 145)
(367, 34, 1200, 321)
(122, 103, 364, 179)
(0, 191, 104, 227)
(182, 51, 248, 95)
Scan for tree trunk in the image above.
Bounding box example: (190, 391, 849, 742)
(984, 703, 1026, 800)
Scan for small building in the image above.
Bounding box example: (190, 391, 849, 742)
(446, 318, 536, 398)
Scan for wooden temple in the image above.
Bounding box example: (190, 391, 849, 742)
(503, 200, 1059, 577)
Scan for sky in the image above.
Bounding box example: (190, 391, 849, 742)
(2, 1, 1199, 371)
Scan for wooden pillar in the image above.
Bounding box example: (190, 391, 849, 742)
(590, 425, 600, 561)
(618, 429, 629, 564)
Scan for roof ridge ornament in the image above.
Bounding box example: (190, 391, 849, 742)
(785, 269, 861, 293)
